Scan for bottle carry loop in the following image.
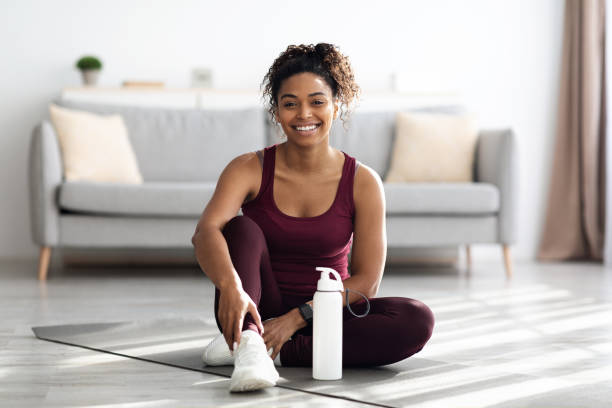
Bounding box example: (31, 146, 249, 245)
(344, 288, 370, 318)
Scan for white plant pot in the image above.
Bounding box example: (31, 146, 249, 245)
(81, 69, 100, 86)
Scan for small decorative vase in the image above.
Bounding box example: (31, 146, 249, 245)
(81, 69, 100, 86)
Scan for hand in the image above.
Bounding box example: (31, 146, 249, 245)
(217, 285, 264, 352)
(262, 310, 302, 361)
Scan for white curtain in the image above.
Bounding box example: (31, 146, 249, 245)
(605, 0, 612, 265)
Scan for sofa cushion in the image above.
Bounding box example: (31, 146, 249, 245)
(49, 104, 143, 184)
(326, 106, 468, 180)
(58, 180, 499, 217)
(59, 181, 215, 217)
(385, 112, 479, 182)
(53, 99, 266, 182)
(384, 182, 499, 214)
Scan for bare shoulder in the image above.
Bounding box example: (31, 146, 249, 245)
(194, 150, 263, 232)
(226, 150, 261, 172)
(222, 150, 263, 182)
(224, 150, 263, 201)
(354, 162, 385, 206)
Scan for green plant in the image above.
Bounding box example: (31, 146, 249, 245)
(76, 56, 102, 70)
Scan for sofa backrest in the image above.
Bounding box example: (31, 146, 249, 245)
(54, 99, 267, 182)
(55, 99, 466, 182)
(266, 106, 466, 179)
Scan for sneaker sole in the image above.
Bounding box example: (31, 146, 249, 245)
(229, 367, 279, 392)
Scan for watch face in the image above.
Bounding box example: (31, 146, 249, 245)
(300, 304, 313, 322)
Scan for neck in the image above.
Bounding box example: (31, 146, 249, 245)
(278, 140, 336, 174)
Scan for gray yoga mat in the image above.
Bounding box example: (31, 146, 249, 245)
(32, 316, 447, 407)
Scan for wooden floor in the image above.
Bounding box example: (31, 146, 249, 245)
(2, 258, 612, 407)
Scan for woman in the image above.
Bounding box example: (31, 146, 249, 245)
(191, 43, 434, 393)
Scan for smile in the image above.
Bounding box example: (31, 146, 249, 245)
(293, 123, 321, 132)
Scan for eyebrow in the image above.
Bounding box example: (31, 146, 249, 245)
(280, 92, 327, 100)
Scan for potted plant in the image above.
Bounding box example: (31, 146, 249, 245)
(75, 56, 103, 86)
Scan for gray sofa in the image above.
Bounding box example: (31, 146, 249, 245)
(29, 99, 518, 281)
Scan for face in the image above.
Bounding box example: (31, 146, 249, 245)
(275, 72, 338, 146)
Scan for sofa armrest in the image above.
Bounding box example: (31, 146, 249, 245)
(28, 120, 62, 246)
(474, 129, 518, 244)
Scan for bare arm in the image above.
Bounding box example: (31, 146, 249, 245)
(191, 152, 264, 350)
(343, 163, 387, 302)
(191, 153, 255, 288)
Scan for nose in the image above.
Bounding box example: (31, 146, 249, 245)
(297, 104, 312, 119)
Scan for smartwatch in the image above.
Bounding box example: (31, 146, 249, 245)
(297, 303, 313, 325)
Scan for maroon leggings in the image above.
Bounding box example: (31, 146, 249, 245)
(214, 216, 435, 367)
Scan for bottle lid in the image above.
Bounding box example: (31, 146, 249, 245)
(316, 267, 343, 292)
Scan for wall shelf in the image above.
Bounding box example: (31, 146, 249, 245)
(62, 87, 464, 111)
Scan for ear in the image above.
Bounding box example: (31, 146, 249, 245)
(333, 100, 339, 120)
(273, 107, 280, 124)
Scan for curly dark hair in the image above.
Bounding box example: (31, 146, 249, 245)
(261, 43, 360, 127)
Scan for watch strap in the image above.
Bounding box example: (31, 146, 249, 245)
(297, 303, 313, 324)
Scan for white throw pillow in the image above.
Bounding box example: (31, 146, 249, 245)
(49, 104, 143, 184)
(385, 112, 478, 182)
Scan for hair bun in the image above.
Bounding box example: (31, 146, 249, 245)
(314, 43, 333, 58)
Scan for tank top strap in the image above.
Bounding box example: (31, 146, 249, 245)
(336, 151, 357, 216)
(256, 144, 277, 201)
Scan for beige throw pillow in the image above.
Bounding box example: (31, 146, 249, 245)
(49, 104, 143, 184)
(385, 112, 478, 182)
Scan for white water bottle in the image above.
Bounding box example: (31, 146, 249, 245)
(313, 266, 343, 380)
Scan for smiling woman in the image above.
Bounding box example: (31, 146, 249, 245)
(274, 72, 337, 147)
(191, 43, 435, 393)
(262, 43, 360, 129)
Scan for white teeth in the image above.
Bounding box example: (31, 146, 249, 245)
(296, 125, 318, 131)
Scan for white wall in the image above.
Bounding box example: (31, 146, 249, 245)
(0, 0, 564, 262)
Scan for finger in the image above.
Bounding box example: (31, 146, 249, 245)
(265, 339, 274, 351)
(221, 321, 232, 351)
(222, 310, 233, 340)
(234, 315, 243, 349)
(249, 302, 264, 334)
(225, 315, 237, 351)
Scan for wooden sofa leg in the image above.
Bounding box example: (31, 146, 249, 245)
(465, 245, 472, 270)
(38, 246, 51, 281)
(502, 244, 513, 279)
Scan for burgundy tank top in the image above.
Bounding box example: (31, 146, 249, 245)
(242, 144, 358, 298)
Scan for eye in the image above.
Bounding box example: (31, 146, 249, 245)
(283, 102, 296, 108)
(312, 100, 325, 105)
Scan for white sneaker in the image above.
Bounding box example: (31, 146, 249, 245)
(229, 330, 280, 392)
(202, 333, 234, 366)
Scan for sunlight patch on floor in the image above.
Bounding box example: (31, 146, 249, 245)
(60, 336, 214, 367)
(539, 310, 612, 335)
(589, 340, 612, 353)
(368, 365, 513, 402)
(434, 312, 498, 327)
(191, 377, 228, 386)
(414, 376, 570, 408)
(83, 400, 176, 408)
(422, 328, 540, 357)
